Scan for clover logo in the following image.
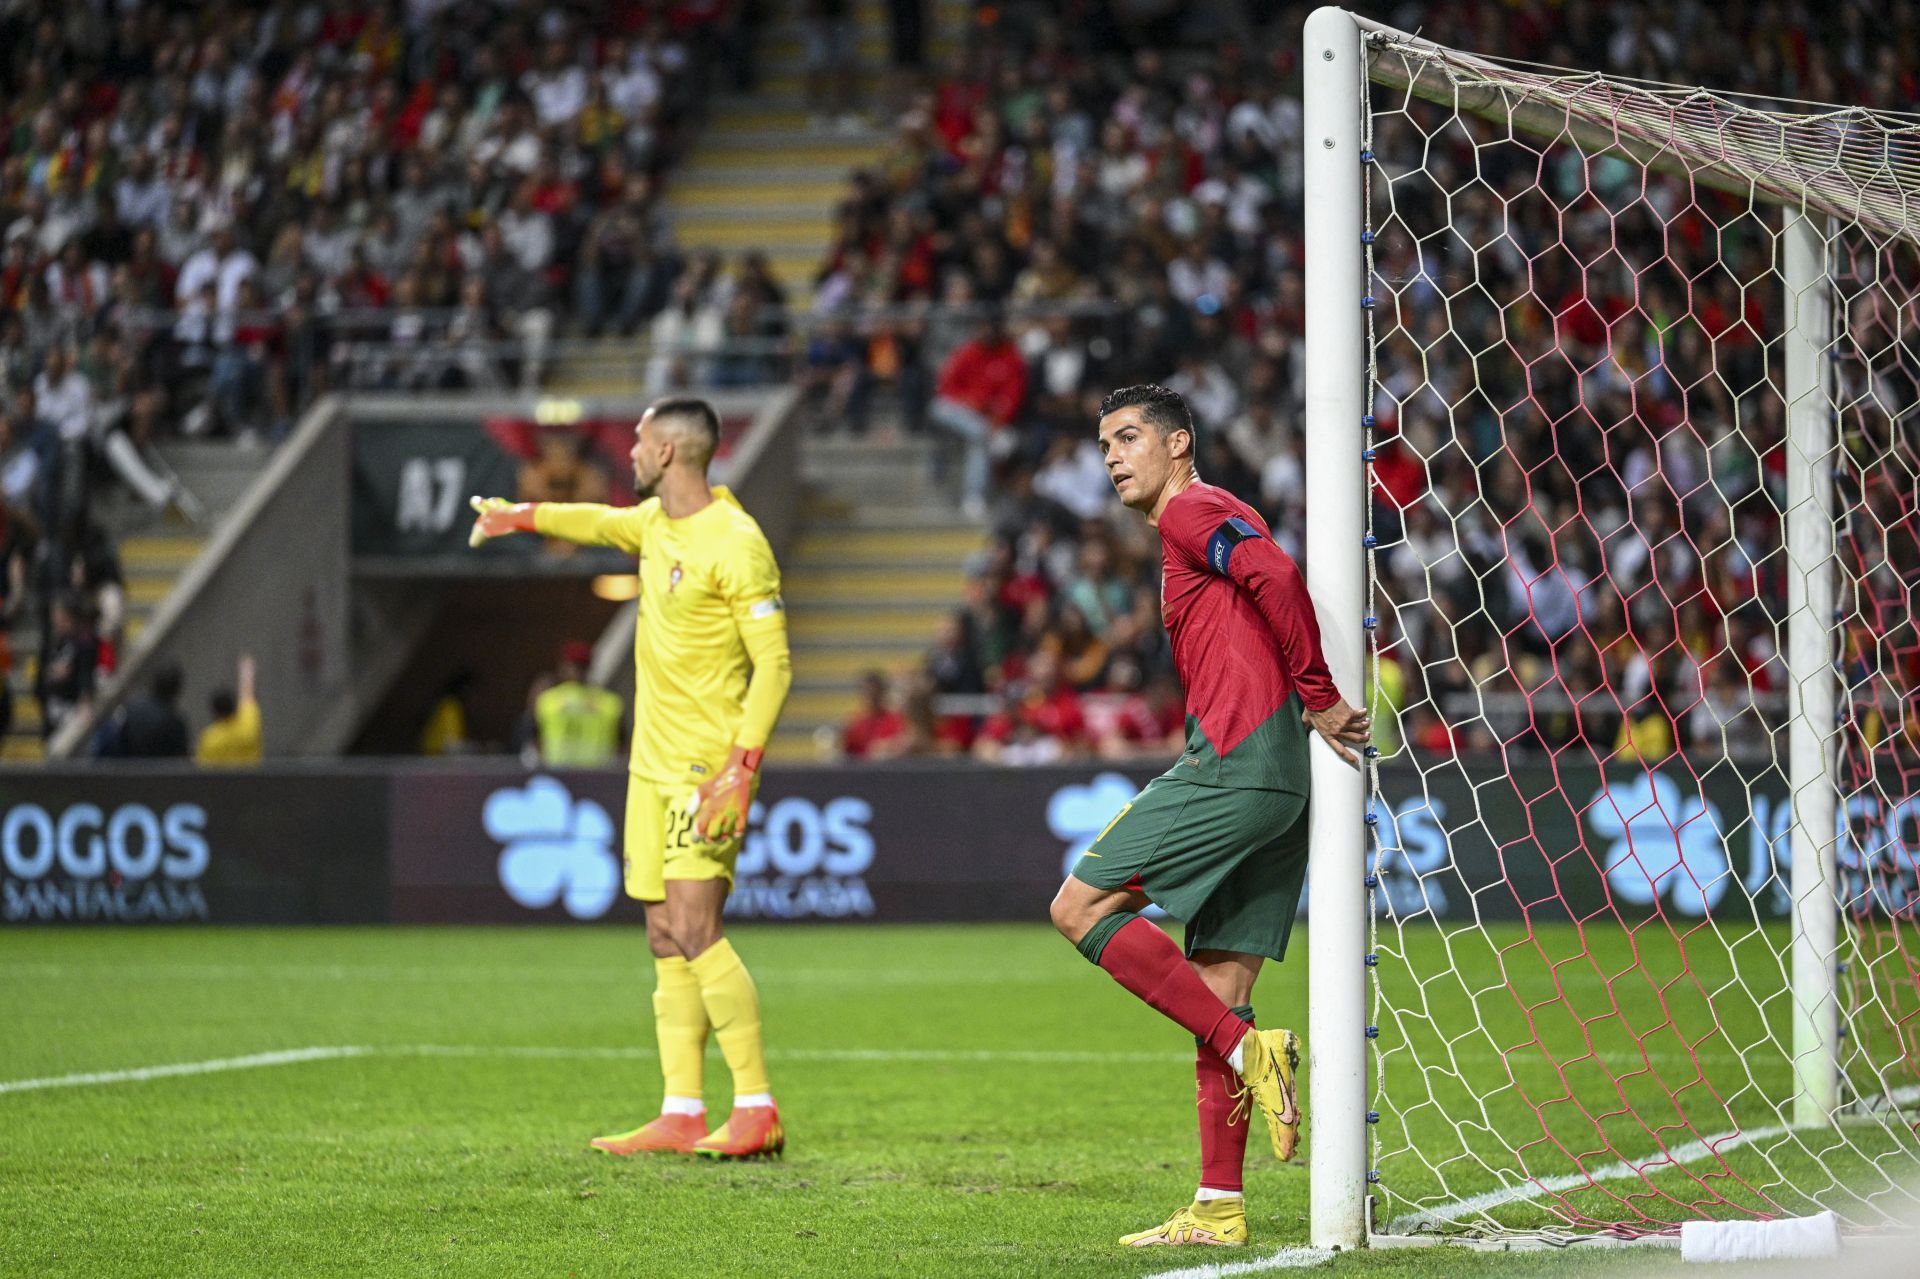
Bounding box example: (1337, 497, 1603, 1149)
(484, 776, 620, 920)
(1590, 771, 1731, 916)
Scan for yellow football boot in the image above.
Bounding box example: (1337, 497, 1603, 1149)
(1237, 1027, 1303, 1161)
(1120, 1197, 1249, 1247)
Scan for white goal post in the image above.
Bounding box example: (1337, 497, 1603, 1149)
(1303, 7, 1920, 1250)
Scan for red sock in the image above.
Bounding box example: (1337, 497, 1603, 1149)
(1096, 917, 1251, 1060)
(1197, 1008, 1255, 1193)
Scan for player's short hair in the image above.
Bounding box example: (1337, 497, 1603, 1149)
(1099, 384, 1196, 449)
(649, 396, 720, 462)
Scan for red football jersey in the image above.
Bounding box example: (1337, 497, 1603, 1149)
(1157, 482, 1339, 789)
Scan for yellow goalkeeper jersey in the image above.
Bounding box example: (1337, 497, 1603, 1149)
(533, 487, 792, 785)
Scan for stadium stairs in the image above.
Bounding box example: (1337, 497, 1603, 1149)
(534, 0, 983, 763)
(548, 0, 966, 396)
(4, 441, 266, 762)
(770, 429, 983, 763)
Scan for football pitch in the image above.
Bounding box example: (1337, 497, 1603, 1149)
(0, 923, 1893, 1278)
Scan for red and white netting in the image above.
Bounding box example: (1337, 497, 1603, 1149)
(1357, 32, 1920, 1239)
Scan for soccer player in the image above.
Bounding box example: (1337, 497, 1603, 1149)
(468, 397, 793, 1159)
(1048, 385, 1368, 1248)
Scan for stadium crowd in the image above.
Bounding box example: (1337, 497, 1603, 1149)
(0, 0, 749, 742)
(833, 0, 1920, 764)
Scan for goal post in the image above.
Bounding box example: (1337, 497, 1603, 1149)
(1301, 4, 1371, 1255)
(1302, 6, 1920, 1248)
(1781, 211, 1840, 1131)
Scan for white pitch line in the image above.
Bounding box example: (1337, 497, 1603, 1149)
(1145, 1246, 1336, 1278)
(0, 1044, 1188, 1095)
(1385, 1082, 1920, 1233)
(0, 1046, 374, 1095)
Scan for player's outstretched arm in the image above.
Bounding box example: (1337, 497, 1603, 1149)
(1206, 520, 1372, 764)
(467, 497, 645, 552)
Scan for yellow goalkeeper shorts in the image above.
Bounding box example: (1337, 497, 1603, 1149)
(621, 772, 752, 902)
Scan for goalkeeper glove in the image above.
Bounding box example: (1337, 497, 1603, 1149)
(468, 496, 538, 548)
(690, 745, 762, 842)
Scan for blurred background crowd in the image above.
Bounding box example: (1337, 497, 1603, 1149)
(1, 0, 1914, 764)
(818, 0, 1920, 765)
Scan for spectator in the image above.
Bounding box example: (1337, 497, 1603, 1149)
(801, 0, 861, 131)
(196, 654, 262, 766)
(841, 670, 911, 759)
(535, 642, 624, 767)
(419, 671, 478, 757)
(519, 432, 610, 506)
(974, 651, 1088, 765)
(1091, 663, 1186, 760)
(37, 593, 98, 742)
(929, 307, 1028, 520)
(97, 661, 190, 759)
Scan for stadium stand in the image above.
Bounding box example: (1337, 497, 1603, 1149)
(0, 0, 753, 760)
(817, 0, 1920, 763)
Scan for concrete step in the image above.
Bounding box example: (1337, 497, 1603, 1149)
(785, 568, 967, 605)
(668, 203, 842, 228)
(670, 180, 850, 208)
(800, 467, 943, 489)
(790, 526, 985, 561)
(9, 697, 43, 733)
(765, 733, 826, 765)
(120, 534, 206, 574)
(784, 688, 861, 722)
(789, 606, 947, 642)
(798, 501, 977, 530)
(684, 134, 886, 165)
(670, 218, 835, 249)
(125, 577, 173, 608)
(763, 29, 894, 67)
(791, 647, 926, 681)
(669, 163, 866, 189)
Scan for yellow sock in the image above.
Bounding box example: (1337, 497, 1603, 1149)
(652, 956, 708, 1101)
(688, 938, 770, 1098)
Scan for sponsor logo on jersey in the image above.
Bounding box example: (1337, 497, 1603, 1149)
(668, 561, 684, 592)
(749, 595, 784, 620)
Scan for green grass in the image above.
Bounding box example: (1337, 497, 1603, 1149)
(0, 924, 1910, 1277)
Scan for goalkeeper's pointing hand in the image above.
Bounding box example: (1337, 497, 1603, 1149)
(468, 496, 538, 548)
(690, 745, 762, 842)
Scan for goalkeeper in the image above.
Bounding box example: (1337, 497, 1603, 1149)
(470, 397, 793, 1160)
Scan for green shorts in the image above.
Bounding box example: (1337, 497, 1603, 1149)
(1070, 776, 1309, 962)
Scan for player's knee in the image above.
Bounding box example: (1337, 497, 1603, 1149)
(1049, 883, 1089, 943)
(670, 917, 723, 959)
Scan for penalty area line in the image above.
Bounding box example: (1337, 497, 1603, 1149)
(0, 1044, 1187, 1095)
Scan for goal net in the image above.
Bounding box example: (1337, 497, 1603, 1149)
(1309, 13, 1920, 1244)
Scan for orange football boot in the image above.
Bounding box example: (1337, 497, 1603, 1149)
(590, 1112, 707, 1155)
(692, 1104, 784, 1159)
